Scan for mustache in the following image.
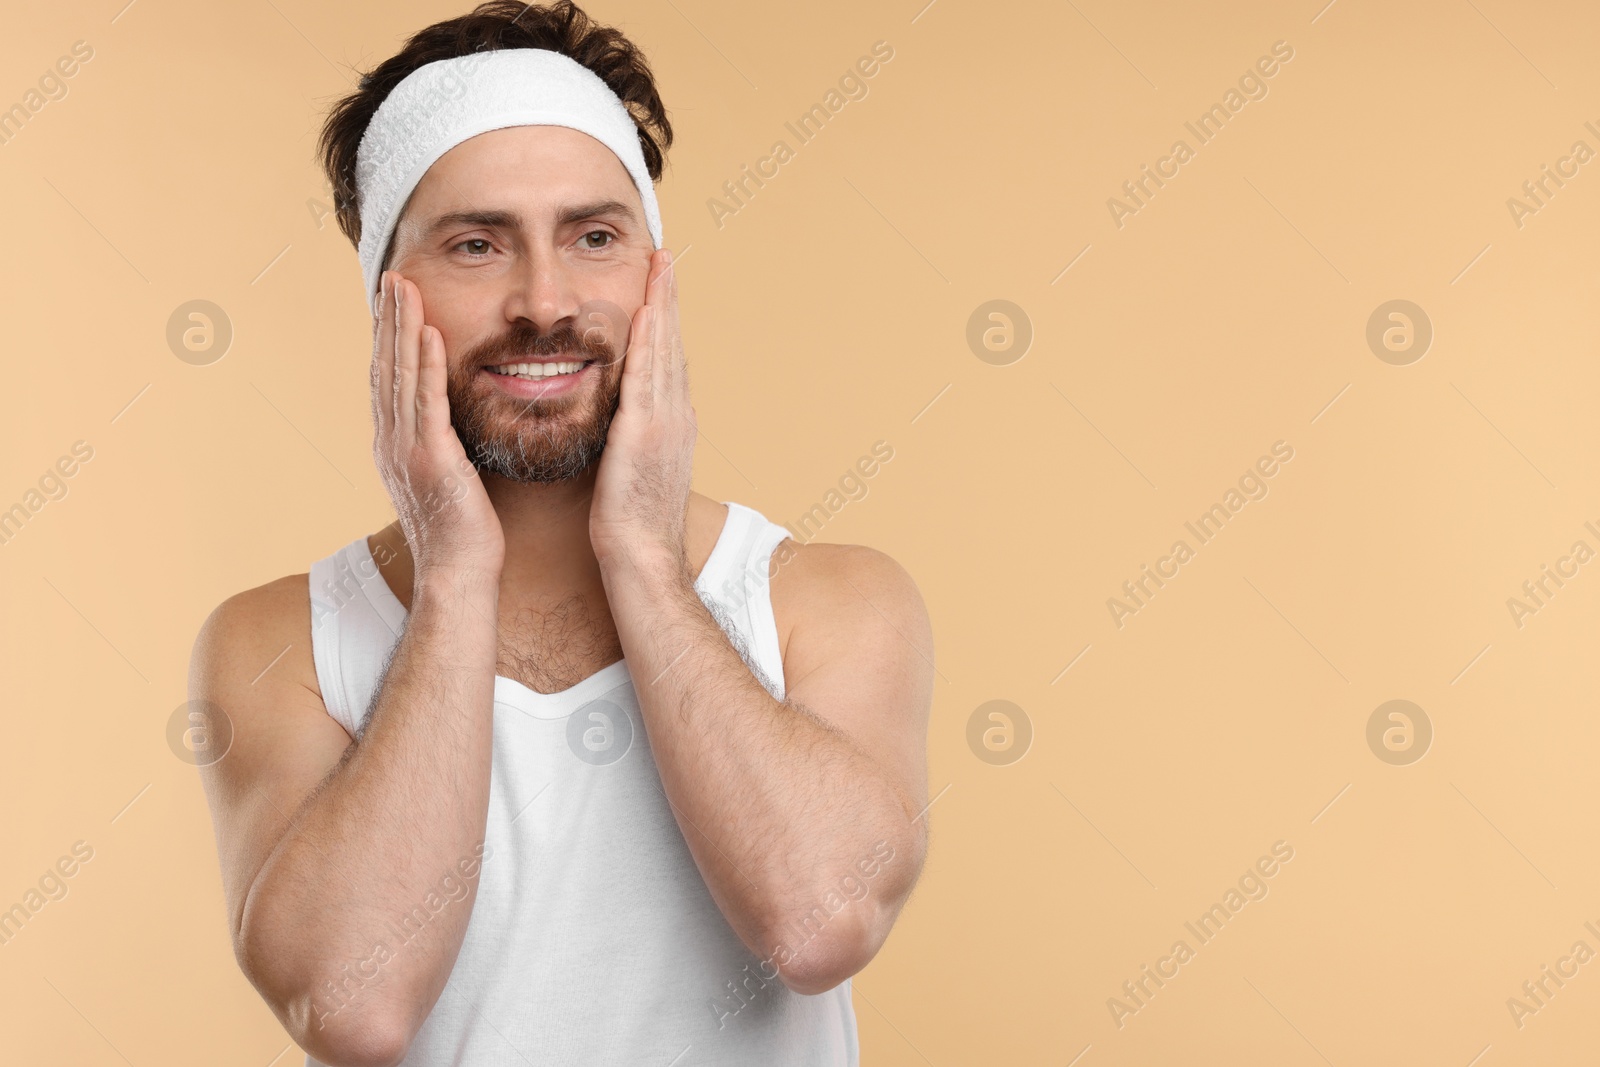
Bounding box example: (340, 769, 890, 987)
(463, 308, 630, 371)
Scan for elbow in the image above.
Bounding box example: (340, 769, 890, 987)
(770, 909, 885, 996)
(292, 1016, 412, 1067)
(775, 928, 874, 996)
(771, 824, 929, 996)
(270, 972, 415, 1067)
(777, 838, 928, 995)
(309, 1025, 413, 1067)
(235, 910, 415, 1067)
(778, 959, 857, 997)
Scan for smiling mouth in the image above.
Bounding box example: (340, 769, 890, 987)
(485, 360, 592, 381)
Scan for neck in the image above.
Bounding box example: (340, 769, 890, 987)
(371, 467, 700, 614)
(483, 465, 604, 597)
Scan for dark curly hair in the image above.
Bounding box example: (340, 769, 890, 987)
(316, 0, 672, 259)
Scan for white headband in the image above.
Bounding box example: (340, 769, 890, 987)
(353, 47, 664, 314)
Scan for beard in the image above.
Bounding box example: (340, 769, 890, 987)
(445, 309, 626, 483)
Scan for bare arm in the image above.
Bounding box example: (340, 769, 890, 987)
(192, 569, 498, 1064)
(192, 269, 506, 1066)
(587, 247, 932, 996)
(599, 543, 933, 996)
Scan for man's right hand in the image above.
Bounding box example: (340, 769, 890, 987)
(372, 268, 505, 590)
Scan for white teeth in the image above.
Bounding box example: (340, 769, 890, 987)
(488, 361, 588, 379)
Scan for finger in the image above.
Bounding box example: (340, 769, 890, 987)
(623, 304, 656, 416)
(621, 249, 668, 413)
(653, 250, 676, 403)
(644, 245, 671, 310)
(415, 323, 450, 442)
(664, 250, 686, 402)
(648, 255, 675, 414)
(372, 270, 396, 439)
(394, 276, 421, 441)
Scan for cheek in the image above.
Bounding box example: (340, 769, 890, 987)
(574, 296, 643, 358)
(609, 244, 656, 303)
(423, 295, 492, 358)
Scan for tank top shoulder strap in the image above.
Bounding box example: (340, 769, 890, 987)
(307, 536, 407, 739)
(696, 501, 794, 701)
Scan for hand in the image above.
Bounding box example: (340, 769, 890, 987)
(590, 247, 696, 571)
(372, 269, 505, 590)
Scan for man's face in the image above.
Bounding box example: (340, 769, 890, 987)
(384, 124, 653, 482)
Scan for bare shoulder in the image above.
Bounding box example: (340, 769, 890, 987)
(768, 538, 932, 682)
(190, 572, 325, 707)
(765, 538, 933, 839)
(188, 570, 356, 947)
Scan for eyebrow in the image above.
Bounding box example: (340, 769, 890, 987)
(421, 199, 640, 239)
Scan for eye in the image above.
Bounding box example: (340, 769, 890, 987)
(453, 237, 494, 258)
(580, 230, 615, 250)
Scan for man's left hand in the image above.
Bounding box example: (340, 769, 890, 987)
(590, 246, 696, 572)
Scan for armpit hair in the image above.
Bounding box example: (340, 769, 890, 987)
(703, 596, 782, 701)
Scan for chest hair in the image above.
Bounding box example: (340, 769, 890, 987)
(495, 592, 623, 694)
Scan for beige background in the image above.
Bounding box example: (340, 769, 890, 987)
(3, 0, 1597, 1062)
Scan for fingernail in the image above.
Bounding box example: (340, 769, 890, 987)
(662, 247, 673, 266)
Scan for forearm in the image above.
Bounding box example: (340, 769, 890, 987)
(239, 574, 499, 1048)
(601, 554, 921, 977)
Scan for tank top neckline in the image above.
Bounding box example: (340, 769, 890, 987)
(344, 500, 746, 719)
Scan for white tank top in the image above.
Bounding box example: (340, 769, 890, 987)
(304, 501, 858, 1066)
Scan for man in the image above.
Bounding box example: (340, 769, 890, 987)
(186, 2, 933, 1064)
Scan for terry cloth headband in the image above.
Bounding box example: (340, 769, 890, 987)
(353, 46, 664, 314)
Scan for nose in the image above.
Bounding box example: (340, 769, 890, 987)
(505, 243, 581, 339)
